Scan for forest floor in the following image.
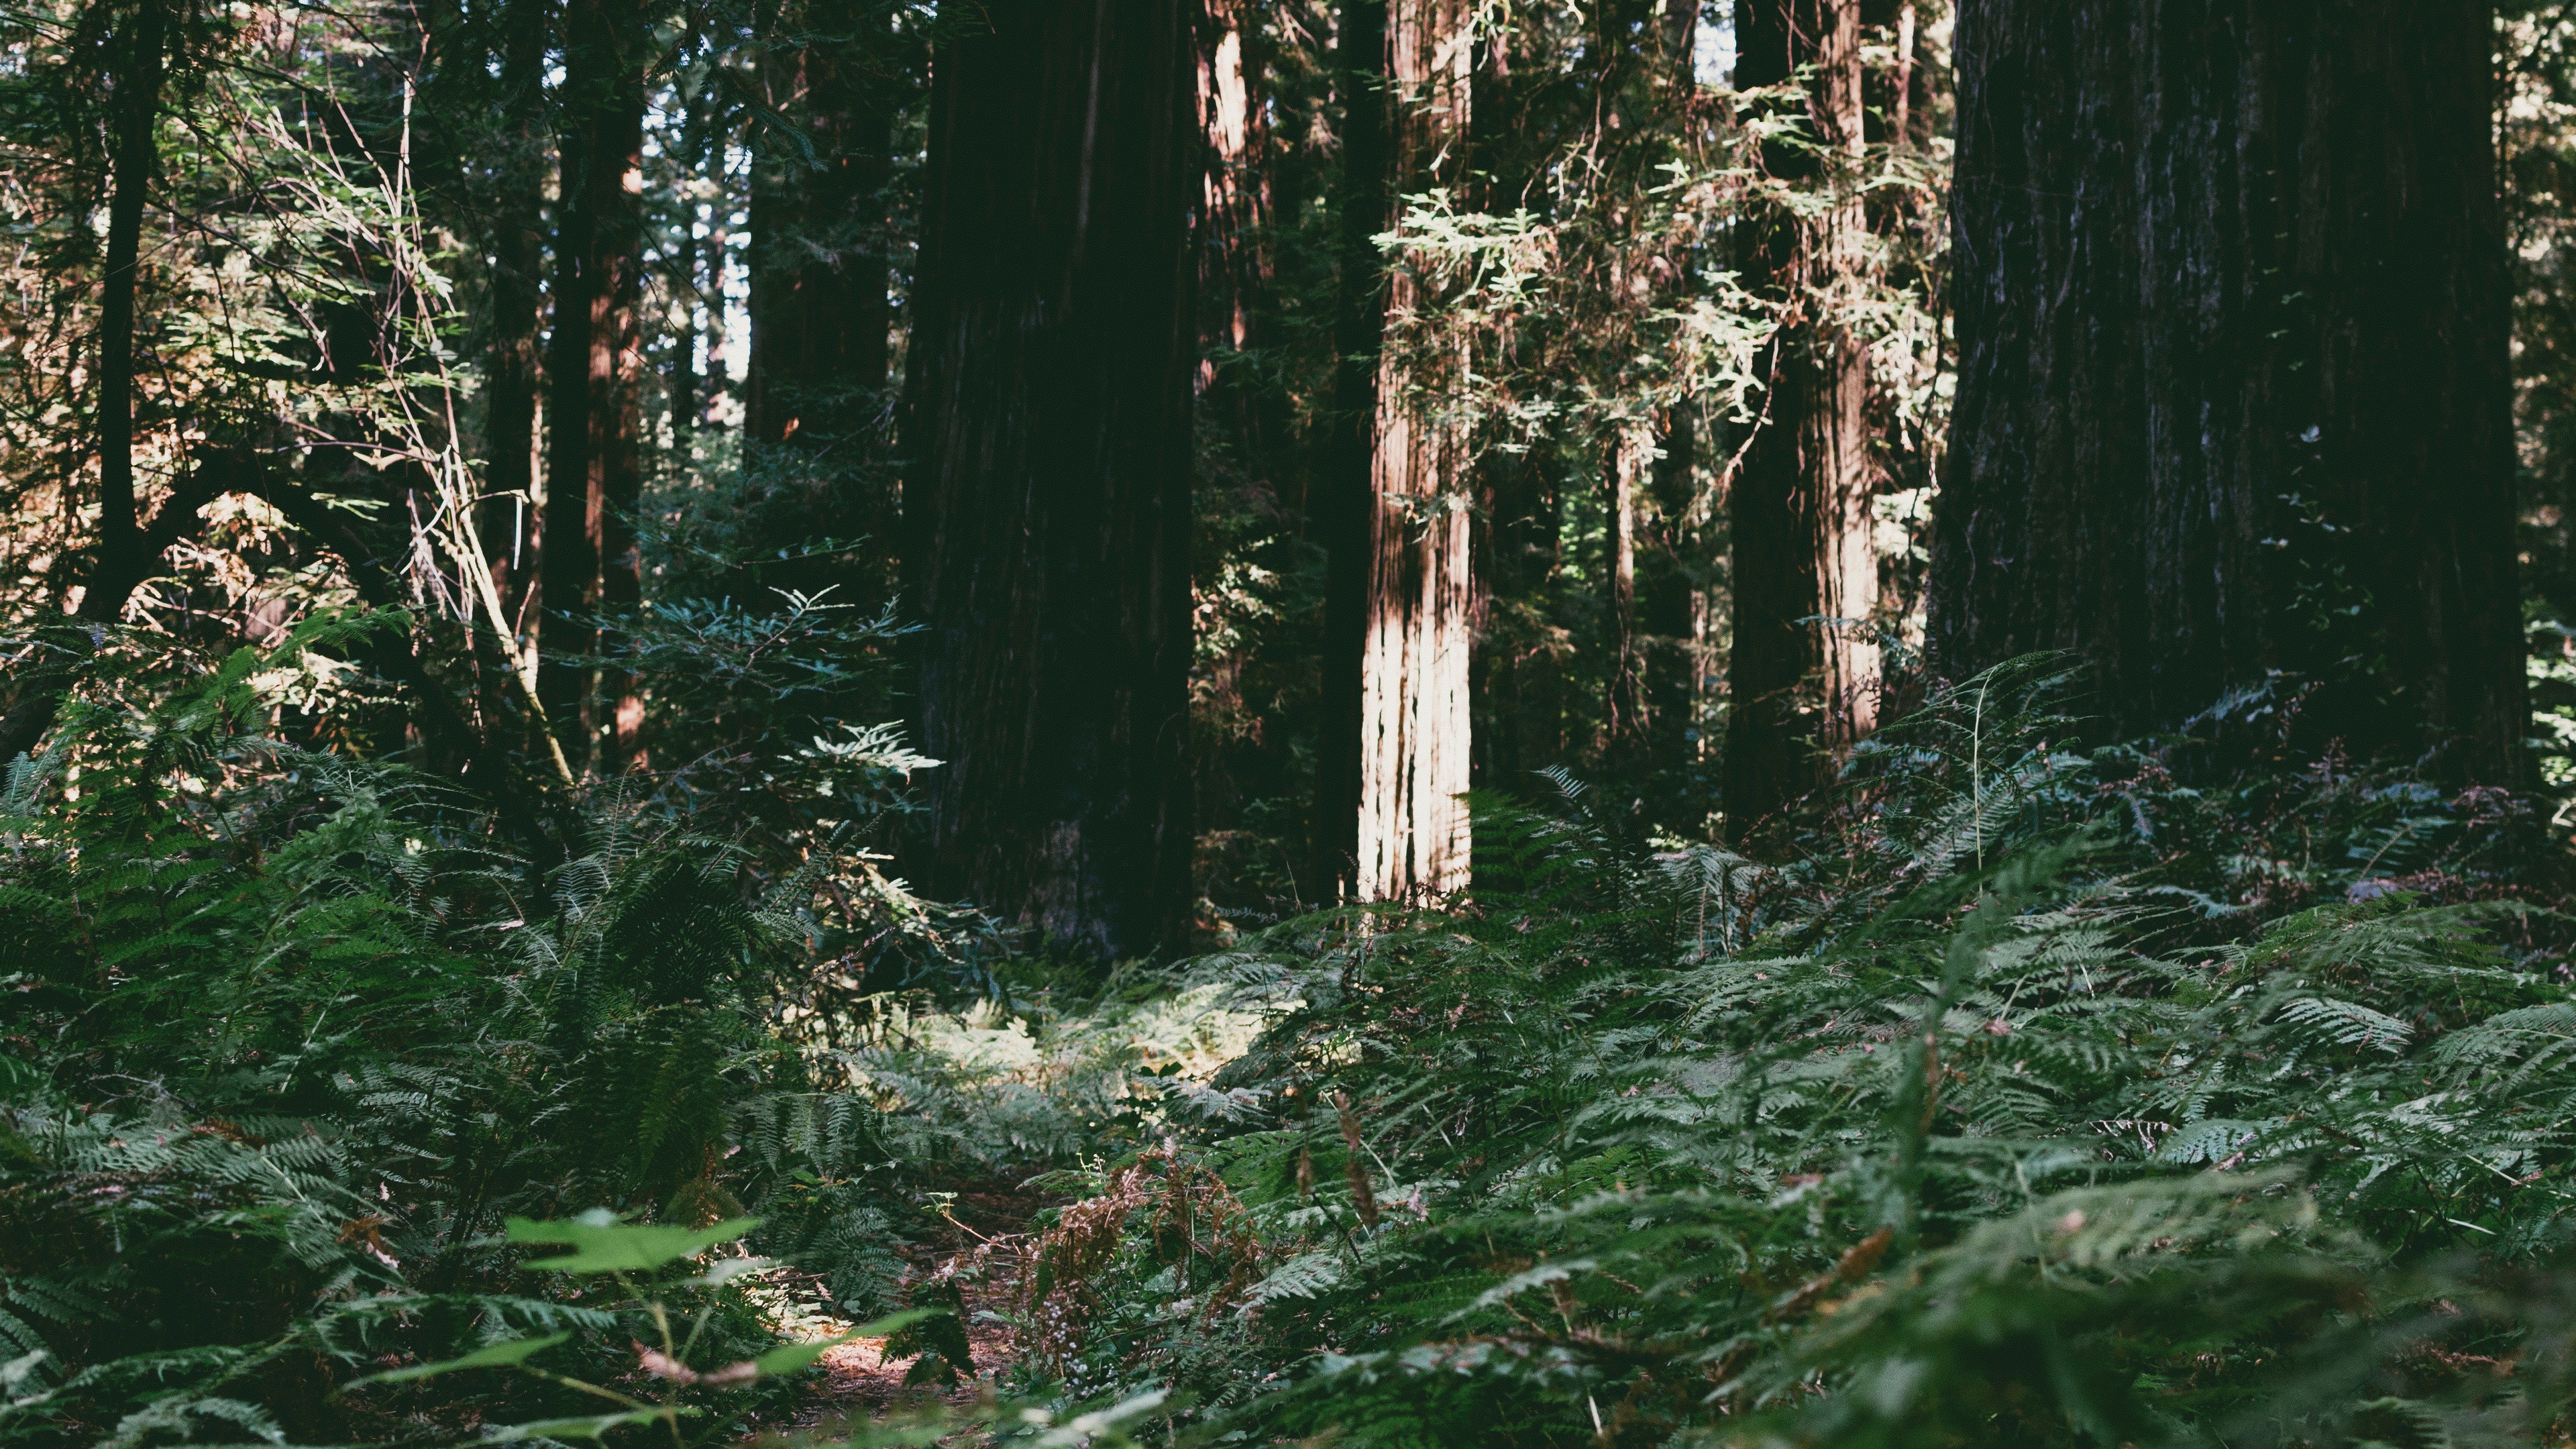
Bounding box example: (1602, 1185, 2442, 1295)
(771, 1179, 1053, 1428)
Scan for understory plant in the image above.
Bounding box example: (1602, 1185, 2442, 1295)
(1005, 663, 2576, 1447)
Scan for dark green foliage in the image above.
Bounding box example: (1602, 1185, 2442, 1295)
(1019, 667, 2576, 1447)
(0, 628, 995, 1445)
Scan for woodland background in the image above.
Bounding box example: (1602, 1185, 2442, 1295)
(8, 2, 2576, 1447)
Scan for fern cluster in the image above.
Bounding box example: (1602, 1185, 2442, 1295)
(1020, 665, 2576, 1447)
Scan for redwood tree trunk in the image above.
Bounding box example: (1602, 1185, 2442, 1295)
(1933, 0, 2525, 779)
(1353, 0, 1475, 903)
(540, 0, 647, 773)
(1725, 0, 1879, 840)
(904, 0, 1197, 961)
(1315, 0, 1388, 899)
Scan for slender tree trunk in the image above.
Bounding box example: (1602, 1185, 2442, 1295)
(1352, 0, 1474, 903)
(1314, 0, 1389, 900)
(95, 0, 164, 590)
(540, 0, 647, 773)
(1603, 427, 1646, 761)
(1641, 400, 1705, 804)
(0, 0, 174, 765)
(1724, 0, 1878, 840)
(1196, 0, 1282, 491)
(904, 0, 1197, 960)
(1933, 0, 2525, 780)
(478, 0, 547, 748)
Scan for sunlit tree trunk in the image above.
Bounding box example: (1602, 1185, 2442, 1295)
(1350, 0, 1474, 903)
(1724, 0, 1878, 839)
(1933, 0, 2525, 780)
(539, 0, 647, 773)
(1603, 427, 1646, 761)
(904, 0, 1197, 960)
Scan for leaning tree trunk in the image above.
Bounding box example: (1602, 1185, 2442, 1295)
(1932, 0, 2525, 780)
(1353, 0, 1475, 903)
(1724, 0, 1880, 841)
(539, 0, 647, 773)
(904, 0, 1197, 961)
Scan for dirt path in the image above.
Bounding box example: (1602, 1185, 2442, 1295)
(775, 1182, 1054, 1426)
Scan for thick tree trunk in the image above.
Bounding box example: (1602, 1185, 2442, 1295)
(539, 0, 647, 773)
(1314, 0, 1389, 900)
(1354, 0, 1475, 903)
(904, 0, 1197, 961)
(1933, 0, 2525, 780)
(1725, 0, 1878, 840)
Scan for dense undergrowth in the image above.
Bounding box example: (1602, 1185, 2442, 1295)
(8, 650, 2576, 1448)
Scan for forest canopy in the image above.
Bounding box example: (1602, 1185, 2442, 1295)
(7, 1, 2576, 1447)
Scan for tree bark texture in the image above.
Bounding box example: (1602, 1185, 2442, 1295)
(1355, 0, 1475, 903)
(539, 0, 647, 773)
(1933, 0, 2526, 779)
(1725, 0, 1879, 839)
(1314, 0, 1388, 900)
(904, 0, 1197, 961)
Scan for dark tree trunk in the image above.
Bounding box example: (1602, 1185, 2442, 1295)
(1933, 0, 2526, 780)
(539, 0, 647, 773)
(0, 0, 174, 765)
(478, 0, 547, 746)
(1313, 0, 1388, 900)
(904, 0, 1197, 960)
(1725, 0, 1880, 841)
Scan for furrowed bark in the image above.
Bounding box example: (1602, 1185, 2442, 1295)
(904, 0, 1197, 959)
(1933, 0, 2525, 780)
(1354, 0, 1474, 904)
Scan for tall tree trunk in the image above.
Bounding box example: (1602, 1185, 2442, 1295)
(1603, 427, 1646, 763)
(540, 0, 647, 773)
(1933, 0, 2525, 780)
(1353, 0, 1474, 902)
(1196, 0, 1282, 492)
(1724, 0, 1878, 840)
(1314, 0, 1389, 899)
(0, 0, 174, 765)
(904, 0, 1197, 961)
(479, 0, 547, 749)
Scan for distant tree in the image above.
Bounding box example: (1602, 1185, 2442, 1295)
(1933, 0, 2526, 780)
(539, 0, 651, 771)
(903, 0, 1197, 960)
(1725, 0, 1882, 839)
